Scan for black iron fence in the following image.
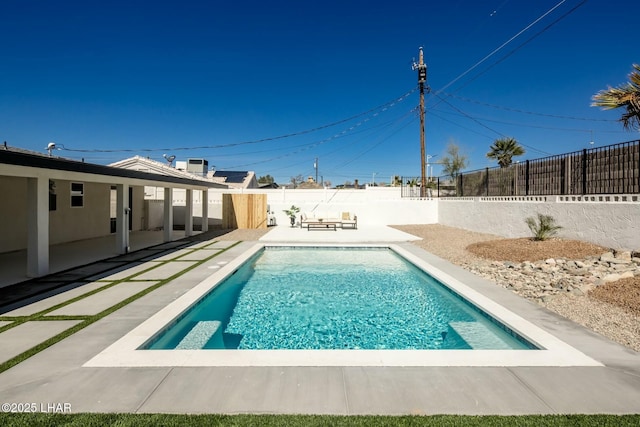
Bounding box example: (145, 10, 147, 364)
(402, 139, 640, 197)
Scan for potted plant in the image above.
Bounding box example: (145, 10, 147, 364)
(283, 205, 300, 227)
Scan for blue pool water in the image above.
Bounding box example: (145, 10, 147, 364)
(145, 247, 534, 350)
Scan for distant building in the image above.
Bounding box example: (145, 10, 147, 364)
(111, 157, 259, 190)
(110, 156, 221, 184)
(259, 181, 279, 189)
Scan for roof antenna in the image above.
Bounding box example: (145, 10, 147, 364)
(163, 153, 176, 167)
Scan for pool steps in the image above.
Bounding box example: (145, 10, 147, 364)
(448, 322, 514, 350)
(176, 320, 223, 349)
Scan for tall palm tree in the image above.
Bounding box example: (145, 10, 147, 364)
(591, 64, 640, 131)
(486, 137, 525, 168)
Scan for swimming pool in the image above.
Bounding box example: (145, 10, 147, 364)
(85, 243, 602, 367)
(145, 247, 532, 351)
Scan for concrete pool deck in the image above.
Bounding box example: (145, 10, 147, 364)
(0, 225, 639, 415)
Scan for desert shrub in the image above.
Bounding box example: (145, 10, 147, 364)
(525, 213, 562, 241)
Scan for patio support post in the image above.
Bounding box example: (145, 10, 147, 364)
(115, 183, 130, 254)
(201, 189, 209, 232)
(26, 177, 49, 277)
(163, 187, 173, 242)
(185, 189, 193, 237)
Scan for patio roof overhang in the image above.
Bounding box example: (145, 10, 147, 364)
(0, 149, 226, 190)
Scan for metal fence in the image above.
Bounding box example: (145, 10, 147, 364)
(402, 139, 640, 197)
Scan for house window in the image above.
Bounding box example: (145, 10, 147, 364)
(70, 182, 84, 207)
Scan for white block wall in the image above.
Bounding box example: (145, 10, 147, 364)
(438, 195, 640, 251)
(145, 187, 437, 228)
(144, 186, 639, 251)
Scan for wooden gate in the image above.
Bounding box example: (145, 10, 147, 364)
(221, 193, 267, 229)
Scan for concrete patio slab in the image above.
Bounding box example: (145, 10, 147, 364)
(133, 261, 198, 281)
(507, 367, 640, 414)
(0, 230, 191, 288)
(177, 249, 222, 261)
(3, 281, 113, 317)
(34, 262, 130, 282)
(341, 367, 553, 415)
(260, 224, 422, 243)
(89, 262, 153, 281)
(152, 249, 198, 261)
(0, 363, 172, 413)
(138, 367, 350, 415)
(184, 241, 222, 249)
(0, 320, 81, 364)
(206, 240, 240, 249)
(47, 281, 161, 316)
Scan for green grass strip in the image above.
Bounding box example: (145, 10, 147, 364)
(0, 241, 241, 374)
(0, 413, 638, 427)
(0, 263, 164, 334)
(32, 315, 90, 321)
(0, 316, 31, 322)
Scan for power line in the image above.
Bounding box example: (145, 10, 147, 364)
(60, 88, 416, 154)
(433, 93, 552, 155)
(441, 91, 617, 122)
(325, 109, 417, 172)
(427, 110, 495, 141)
(433, 0, 569, 97)
(431, 106, 626, 134)
(437, 0, 588, 98)
(223, 103, 417, 169)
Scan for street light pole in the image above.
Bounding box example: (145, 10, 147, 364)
(426, 154, 437, 181)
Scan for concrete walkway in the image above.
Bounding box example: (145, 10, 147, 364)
(0, 226, 639, 415)
(0, 230, 193, 289)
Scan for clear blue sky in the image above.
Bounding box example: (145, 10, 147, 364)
(1, 0, 637, 186)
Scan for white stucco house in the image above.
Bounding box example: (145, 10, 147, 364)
(109, 156, 258, 201)
(0, 146, 224, 279)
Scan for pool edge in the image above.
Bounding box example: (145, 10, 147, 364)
(84, 242, 603, 368)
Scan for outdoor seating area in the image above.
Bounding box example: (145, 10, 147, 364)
(300, 211, 357, 230)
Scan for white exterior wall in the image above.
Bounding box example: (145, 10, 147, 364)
(0, 178, 117, 252)
(438, 195, 640, 251)
(0, 178, 148, 253)
(0, 176, 28, 252)
(143, 186, 638, 251)
(145, 187, 437, 228)
(49, 181, 112, 244)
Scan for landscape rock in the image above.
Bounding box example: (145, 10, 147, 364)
(465, 253, 640, 303)
(603, 273, 621, 283)
(601, 252, 616, 262)
(616, 251, 632, 261)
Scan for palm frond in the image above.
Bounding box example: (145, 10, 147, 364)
(591, 64, 640, 131)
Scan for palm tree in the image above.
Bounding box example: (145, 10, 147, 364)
(486, 137, 525, 168)
(591, 64, 640, 131)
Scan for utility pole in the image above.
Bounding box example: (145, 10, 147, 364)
(413, 47, 428, 197)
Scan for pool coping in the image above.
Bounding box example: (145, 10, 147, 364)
(84, 243, 602, 368)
